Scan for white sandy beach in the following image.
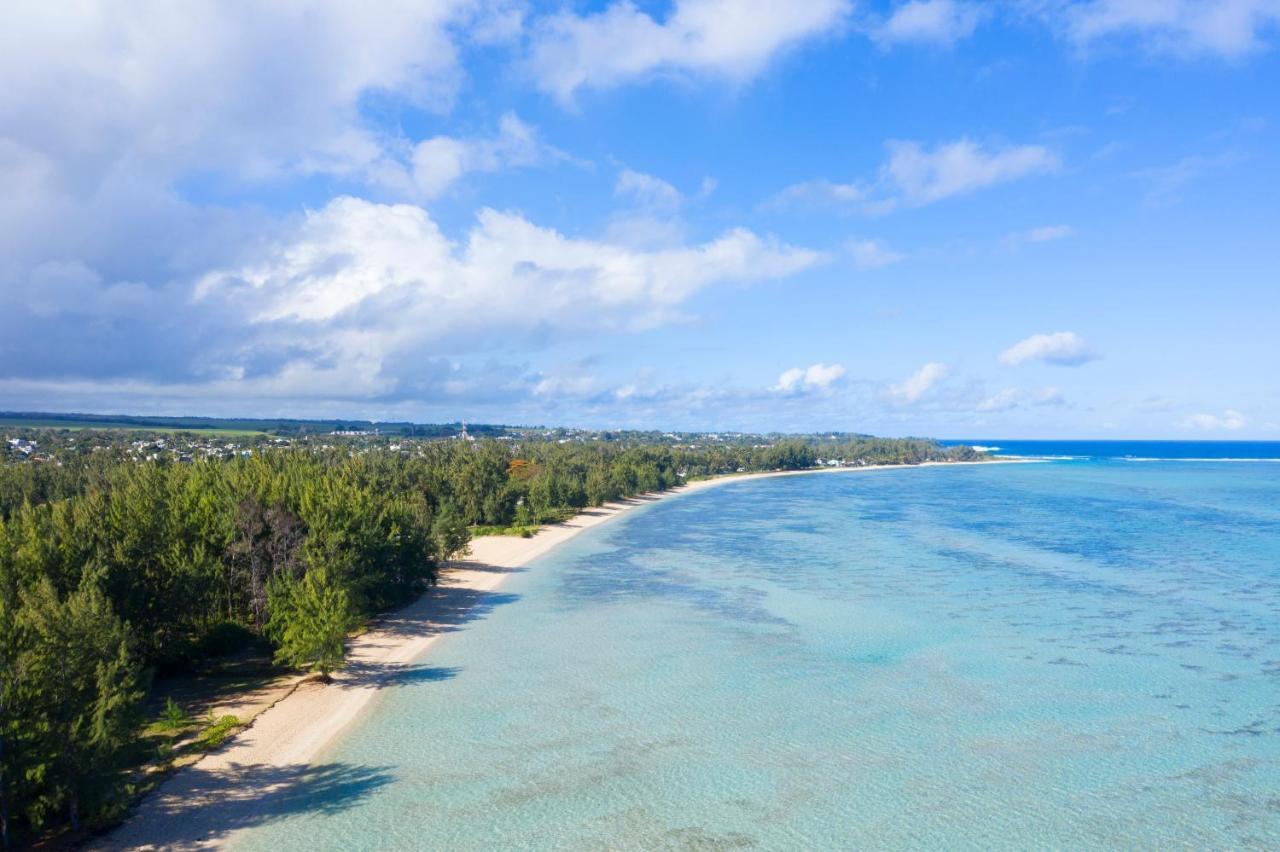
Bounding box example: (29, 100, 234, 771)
(100, 461, 998, 850)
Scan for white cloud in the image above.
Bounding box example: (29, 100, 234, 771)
(616, 168, 684, 208)
(1034, 385, 1067, 405)
(1056, 0, 1280, 58)
(533, 374, 599, 398)
(527, 0, 850, 101)
(999, 331, 1097, 366)
(774, 362, 847, 393)
(849, 239, 905, 270)
(884, 139, 1060, 206)
(193, 196, 822, 398)
(772, 138, 1058, 213)
(0, 0, 501, 344)
(1184, 409, 1248, 430)
(1130, 152, 1242, 207)
(608, 169, 691, 249)
(206, 197, 821, 326)
(1027, 224, 1075, 242)
(977, 385, 1066, 411)
(391, 113, 552, 200)
(0, 2, 477, 187)
(873, 1, 986, 45)
(765, 179, 865, 209)
(1004, 224, 1074, 248)
(889, 362, 950, 403)
(977, 388, 1022, 412)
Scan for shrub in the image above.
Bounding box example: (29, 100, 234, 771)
(196, 714, 242, 750)
(158, 697, 193, 731)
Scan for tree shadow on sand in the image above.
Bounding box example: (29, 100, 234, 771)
(448, 558, 526, 574)
(96, 761, 395, 850)
(330, 586, 520, 689)
(574, 495, 661, 518)
(374, 586, 521, 641)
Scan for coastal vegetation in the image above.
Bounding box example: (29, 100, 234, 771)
(268, 569, 357, 681)
(0, 428, 978, 845)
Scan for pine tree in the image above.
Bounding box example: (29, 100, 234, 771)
(1, 575, 14, 850)
(268, 568, 355, 681)
(11, 577, 142, 833)
(431, 504, 470, 562)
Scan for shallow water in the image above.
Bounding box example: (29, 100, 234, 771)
(234, 461, 1280, 849)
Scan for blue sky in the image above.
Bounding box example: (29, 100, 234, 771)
(1, 1, 1277, 438)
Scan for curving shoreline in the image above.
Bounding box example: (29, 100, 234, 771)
(101, 460, 1006, 850)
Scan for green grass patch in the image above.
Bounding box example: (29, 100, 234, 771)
(196, 714, 243, 750)
(471, 523, 540, 538)
(127, 666, 283, 773)
(537, 506, 579, 523)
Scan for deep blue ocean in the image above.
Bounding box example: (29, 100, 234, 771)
(232, 444, 1280, 850)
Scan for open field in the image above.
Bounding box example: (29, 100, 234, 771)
(0, 418, 269, 436)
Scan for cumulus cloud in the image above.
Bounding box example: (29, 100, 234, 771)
(0, 0, 511, 389)
(0, 196, 821, 410)
(1184, 409, 1248, 430)
(383, 113, 554, 200)
(184, 196, 821, 399)
(889, 362, 951, 403)
(0, 2, 479, 189)
(999, 331, 1097, 366)
(873, 0, 986, 45)
(773, 363, 847, 394)
(527, 0, 850, 101)
(849, 239, 906, 270)
(0, 4, 844, 415)
(1051, 0, 1280, 58)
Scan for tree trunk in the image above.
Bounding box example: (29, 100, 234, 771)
(68, 791, 80, 833)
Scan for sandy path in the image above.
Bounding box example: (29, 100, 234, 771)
(99, 461, 1003, 849)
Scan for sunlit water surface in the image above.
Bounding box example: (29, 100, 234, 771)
(234, 460, 1280, 849)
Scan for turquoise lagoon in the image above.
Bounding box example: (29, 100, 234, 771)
(235, 456, 1280, 849)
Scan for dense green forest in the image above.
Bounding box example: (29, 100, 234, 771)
(0, 431, 978, 845)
